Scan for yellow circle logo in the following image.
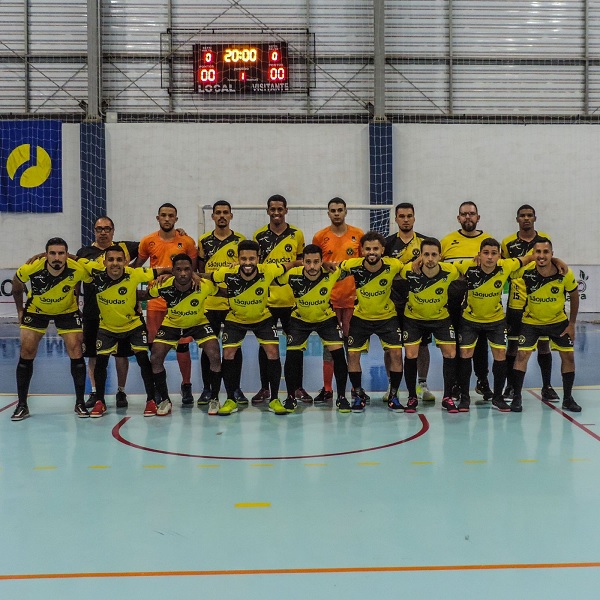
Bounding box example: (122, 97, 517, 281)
(6, 144, 52, 188)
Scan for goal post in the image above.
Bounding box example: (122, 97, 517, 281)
(198, 203, 395, 242)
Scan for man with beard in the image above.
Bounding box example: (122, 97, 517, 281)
(136, 203, 198, 404)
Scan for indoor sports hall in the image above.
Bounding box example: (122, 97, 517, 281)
(1, 2, 600, 599)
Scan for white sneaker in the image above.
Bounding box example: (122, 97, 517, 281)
(208, 398, 220, 415)
(157, 399, 172, 416)
(417, 382, 436, 402)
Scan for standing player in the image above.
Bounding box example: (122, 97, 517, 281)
(197, 201, 246, 407)
(135, 203, 198, 404)
(77, 216, 138, 409)
(509, 239, 580, 413)
(205, 240, 298, 416)
(440, 201, 494, 401)
(384, 202, 434, 403)
(252, 195, 306, 405)
(400, 239, 460, 413)
(148, 254, 222, 416)
(312, 197, 363, 403)
(11, 238, 91, 421)
(501, 204, 558, 401)
(80, 246, 166, 417)
(278, 244, 350, 412)
(339, 232, 404, 413)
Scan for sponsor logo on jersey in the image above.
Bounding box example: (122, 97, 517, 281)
(320, 287, 328, 296)
(435, 288, 444, 295)
(62, 285, 70, 293)
(118, 287, 127, 295)
(190, 299, 199, 307)
(285, 244, 293, 253)
(551, 286, 559, 294)
(379, 279, 388, 286)
(347, 248, 354, 256)
(255, 287, 264, 296)
(227, 249, 235, 258)
(494, 280, 503, 288)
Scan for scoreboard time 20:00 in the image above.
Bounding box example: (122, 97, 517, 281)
(193, 42, 289, 94)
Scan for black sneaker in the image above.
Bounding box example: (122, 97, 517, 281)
(541, 385, 560, 403)
(502, 385, 514, 399)
(388, 391, 406, 413)
(283, 395, 297, 413)
(74, 403, 90, 418)
(314, 388, 333, 405)
(115, 390, 128, 408)
(197, 388, 212, 406)
(181, 383, 194, 405)
(11, 403, 30, 421)
(510, 396, 523, 412)
(336, 396, 351, 413)
(441, 397, 459, 413)
(233, 388, 249, 405)
(351, 396, 366, 413)
(458, 395, 470, 412)
(404, 397, 418, 414)
(475, 378, 493, 403)
(562, 396, 582, 413)
(492, 395, 511, 413)
(352, 388, 371, 405)
(85, 391, 97, 409)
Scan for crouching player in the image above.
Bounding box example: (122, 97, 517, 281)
(148, 254, 222, 416)
(277, 244, 350, 413)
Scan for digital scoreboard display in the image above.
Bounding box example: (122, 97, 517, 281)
(193, 42, 289, 94)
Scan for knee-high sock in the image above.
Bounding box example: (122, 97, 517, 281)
(135, 352, 155, 401)
(473, 335, 489, 380)
(153, 369, 170, 402)
(537, 352, 553, 388)
(505, 354, 516, 388)
(267, 358, 282, 400)
(404, 357, 418, 397)
(210, 369, 222, 398)
(389, 370, 403, 393)
(200, 351, 211, 390)
(284, 350, 303, 397)
(70, 357, 86, 405)
(443, 357, 457, 398)
(458, 357, 472, 397)
(221, 359, 237, 398)
(233, 348, 243, 389)
(492, 359, 507, 397)
(562, 371, 575, 399)
(330, 348, 348, 397)
(512, 369, 526, 399)
(16, 357, 34, 405)
(258, 346, 269, 388)
(348, 371, 362, 390)
(93, 354, 110, 402)
(176, 344, 192, 384)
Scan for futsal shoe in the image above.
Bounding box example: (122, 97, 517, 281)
(283, 396, 297, 413)
(115, 390, 128, 408)
(180, 383, 194, 406)
(233, 389, 249, 405)
(336, 397, 351, 413)
(491, 395, 511, 413)
(510, 396, 523, 413)
(541, 385, 560, 403)
(11, 404, 29, 421)
(502, 385, 514, 399)
(457, 395, 470, 413)
(85, 391, 97, 409)
(381, 384, 391, 403)
(388, 392, 406, 413)
(475, 378, 494, 403)
(207, 398, 220, 415)
(268, 398, 288, 415)
(562, 396, 582, 412)
(90, 400, 107, 418)
(314, 388, 333, 405)
(74, 403, 90, 418)
(352, 388, 370, 405)
(441, 397, 459, 414)
(218, 399, 238, 416)
(251, 388, 270, 405)
(404, 397, 418, 413)
(144, 400, 158, 417)
(197, 389, 212, 406)
(417, 382, 436, 403)
(157, 400, 172, 416)
(351, 390, 367, 413)
(294, 387, 313, 403)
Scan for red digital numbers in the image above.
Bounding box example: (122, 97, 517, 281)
(204, 51, 213, 63)
(199, 67, 216, 83)
(268, 67, 286, 81)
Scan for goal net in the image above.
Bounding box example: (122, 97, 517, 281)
(198, 204, 394, 242)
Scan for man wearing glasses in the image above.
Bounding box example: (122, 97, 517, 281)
(76, 217, 139, 409)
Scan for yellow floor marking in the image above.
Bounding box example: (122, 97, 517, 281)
(569, 458, 591, 462)
(34, 466, 56, 470)
(305, 463, 327, 467)
(250, 464, 273, 467)
(235, 503, 271, 509)
(88, 465, 110, 469)
(464, 460, 487, 464)
(518, 459, 538, 463)
(412, 461, 433, 465)
(358, 462, 380, 466)
(143, 465, 165, 469)
(197, 464, 220, 468)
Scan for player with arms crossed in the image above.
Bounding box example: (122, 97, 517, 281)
(277, 244, 350, 413)
(11, 238, 92, 421)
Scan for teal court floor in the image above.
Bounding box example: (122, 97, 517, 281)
(1, 321, 600, 598)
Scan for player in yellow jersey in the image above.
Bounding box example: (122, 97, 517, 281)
(400, 238, 460, 413)
(197, 200, 247, 407)
(441, 201, 494, 401)
(79, 246, 170, 418)
(148, 254, 222, 416)
(11, 238, 92, 421)
(509, 239, 581, 413)
(340, 232, 404, 413)
(252, 194, 306, 405)
(501, 204, 558, 401)
(277, 244, 350, 413)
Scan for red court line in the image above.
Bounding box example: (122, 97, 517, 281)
(528, 390, 600, 443)
(112, 414, 429, 460)
(0, 400, 17, 413)
(2, 562, 600, 581)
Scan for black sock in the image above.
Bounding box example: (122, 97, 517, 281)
(348, 371, 362, 390)
(16, 357, 34, 405)
(537, 352, 553, 388)
(70, 358, 86, 405)
(473, 335, 489, 380)
(458, 357, 472, 397)
(267, 358, 282, 400)
(234, 348, 243, 389)
(258, 346, 269, 389)
(389, 370, 403, 394)
(93, 354, 110, 402)
(200, 351, 211, 390)
(135, 352, 155, 401)
(284, 350, 303, 397)
(492, 359, 507, 397)
(221, 358, 237, 398)
(512, 369, 526, 399)
(210, 370, 222, 398)
(404, 357, 418, 397)
(442, 357, 457, 398)
(505, 354, 516, 388)
(330, 348, 348, 397)
(562, 371, 575, 399)
(153, 369, 170, 402)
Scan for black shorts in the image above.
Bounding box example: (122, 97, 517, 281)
(205, 309, 229, 338)
(222, 317, 279, 348)
(82, 318, 133, 358)
(268, 307, 293, 334)
(393, 303, 432, 346)
(96, 325, 149, 355)
(347, 315, 402, 352)
(21, 310, 82, 335)
(403, 316, 456, 346)
(459, 317, 507, 349)
(506, 307, 523, 340)
(518, 320, 574, 352)
(286, 316, 343, 351)
(154, 324, 217, 347)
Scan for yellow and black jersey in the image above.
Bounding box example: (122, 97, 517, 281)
(198, 230, 245, 311)
(16, 257, 91, 315)
(513, 263, 578, 326)
(440, 230, 493, 262)
(339, 257, 403, 320)
(82, 263, 156, 333)
(253, 224, 305, 308)
(457, 258, 522, 323)
(501, 231, 551, 310)
(400, 262, 459, 321)
(148, 277, 218, 328)
(212, 263, 285, 325)
(277, 266, 341, 323)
